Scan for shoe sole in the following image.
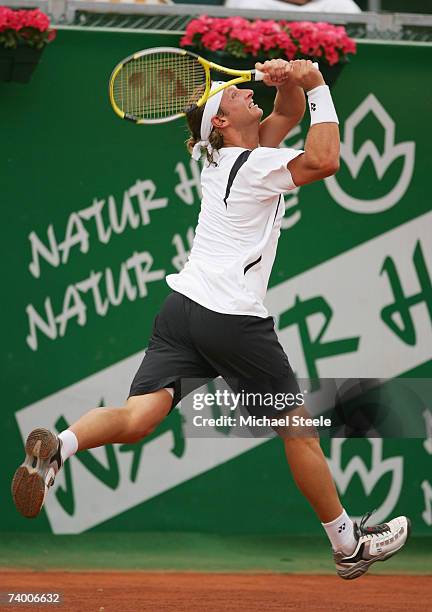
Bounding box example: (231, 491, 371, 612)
(337, 518, 412, 580)
(11, 428, 58, 519)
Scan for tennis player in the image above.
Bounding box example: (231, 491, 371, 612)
(12, 59, 409, 580)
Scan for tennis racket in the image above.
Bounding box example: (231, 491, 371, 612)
(109, 46, 318, 125)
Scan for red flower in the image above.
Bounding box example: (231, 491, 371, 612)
(224, 16, 250, 30)
(180, 16, 356, 65)
(211, 18, 233, 35)
(278, 34, 297, 60)
(5, 8, 25, 31)
(201, 31, 227, 52)
(180, 34, 193, 47)
(185, 14, 212, 36)
(0, 7, 56, 47)
(0, 6, 11, 32)
(23, 8, 50, 32)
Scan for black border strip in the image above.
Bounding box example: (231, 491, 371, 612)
(223, 150, 252, 208)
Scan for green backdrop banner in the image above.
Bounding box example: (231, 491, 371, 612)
(1, 29, 431, 535)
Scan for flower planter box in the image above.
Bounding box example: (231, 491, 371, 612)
(0, 7, 56, 83)
(0, 45, 43, 83)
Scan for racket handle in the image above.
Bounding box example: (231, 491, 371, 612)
(254, 61, 319, 82)
(253, 69, 265, 81)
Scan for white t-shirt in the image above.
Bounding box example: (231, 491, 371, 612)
(225, 0, 361, 12)
(166, 146, 302, 317)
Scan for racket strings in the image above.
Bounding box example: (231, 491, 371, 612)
(112, 52, 207, 120)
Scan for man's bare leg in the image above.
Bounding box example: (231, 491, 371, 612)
(11, 390, 172, 518)
(277, 406, 355, 555)
(284, 435, 411, 580)
(284, 436, 342, 523)
(69, 390, 173, 449)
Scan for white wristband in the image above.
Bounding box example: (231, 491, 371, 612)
(307, 85, 339, 126)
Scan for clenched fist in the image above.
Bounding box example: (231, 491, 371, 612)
(255, 59, 325, 91)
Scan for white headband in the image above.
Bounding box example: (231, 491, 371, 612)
(191, 81, 225, 161)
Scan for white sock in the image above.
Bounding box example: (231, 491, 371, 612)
(58, 430, 79, 462)
(322, 509, 356, 555)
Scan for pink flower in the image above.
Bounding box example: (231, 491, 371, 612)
(201, 31, 227, 51)
(0, 7, 12, 31)
(252, 19, 280, 35)
(229, 28, 258, 54)
(180, 33, 193, 47)
(211, 18, 233, 35)
(262, 34, 277, 51)
(0, 7, 52, 32)
(324, 48, 340, 65)
(230, 28, 254, 45)
(278, 39, 297, 60)
(224, 16, 250, 30)
(185, 20, 210, 36)
(342, 38, 356, 54)
(5, 8, 25, 31)
(180, 17, 356, 64)
(23, 8, 50, 32)
(182, 14, 214, 44)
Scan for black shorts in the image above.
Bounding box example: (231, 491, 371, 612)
(129, 292, 300, 416)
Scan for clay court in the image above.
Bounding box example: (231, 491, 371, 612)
(1, 531, 431, 610)
(1, 572, 432, 611)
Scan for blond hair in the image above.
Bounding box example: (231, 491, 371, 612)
(185, 105, 224, 166)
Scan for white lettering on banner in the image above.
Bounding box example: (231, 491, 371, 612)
(108, 192, 140, 234)
(56, 285, 87, 338)
(325, 94, 415, 214)
(423, 410, 432, 455)
(79, 198, 112, 245)
(28, 225, 60, 279)
(281, 190, 301, 230)
(106, 265, 137, 306)
(174, 159, 202, 205)
(420, 410, 432, 527)
(25, 252, 165, 351)
(17, 212, 432, 532)
(128, 179, 168, 225)
(59, 213, 90, 264)
(171, 227, 195, 272)
(421, 481, 432, 526)
(28, 179, 167, 279)
(25, 299, 57, 350)
(280, 125, 304, 231)
(76, 271, 109, 317)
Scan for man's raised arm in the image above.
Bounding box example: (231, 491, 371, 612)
(285, 61, 340, 185)
(258, 59, 306, 148)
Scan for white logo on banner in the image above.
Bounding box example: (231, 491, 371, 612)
(423, 409, 432, 455)
(327, 438, 403, 524)
(421, 481, 432, 526)
(325, 94, 415, 214)
(422, 411, 432, 526)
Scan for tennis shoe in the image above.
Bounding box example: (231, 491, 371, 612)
(334, 512, 410, 580)
(11, 428, 63, 519)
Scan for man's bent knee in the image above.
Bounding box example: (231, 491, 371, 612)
(124, 389, 172, 441)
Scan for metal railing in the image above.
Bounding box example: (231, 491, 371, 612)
(4, 0, 432, 41)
